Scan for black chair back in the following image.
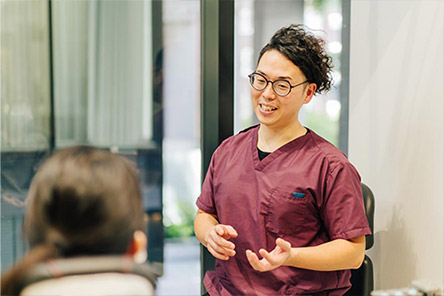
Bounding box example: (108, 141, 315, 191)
(346, 183, 375, 296)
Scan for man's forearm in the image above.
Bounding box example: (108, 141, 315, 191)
(284, 236, 366, 271)
(194, 210, 219, 247)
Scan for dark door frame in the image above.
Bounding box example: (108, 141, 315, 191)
(200, 0, 234, 293)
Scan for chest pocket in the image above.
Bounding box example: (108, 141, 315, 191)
(263, 187, 320, 236)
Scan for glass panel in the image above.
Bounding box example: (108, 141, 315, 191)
(50, 3, 163, 267)
(158, 0, 201, 294)
(1, 2, 202, 292)
(1, 0, 51, 272)
(52, 0, 153, 148)
(302, 0, 342, 146)
(234, 0, 343, 146)
(162, 0, 201, 238)
(1, 0, 51, 151)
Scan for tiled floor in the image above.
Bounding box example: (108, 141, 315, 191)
(156, 237, 201, 295)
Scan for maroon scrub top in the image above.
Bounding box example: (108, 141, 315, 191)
(196, 125, 371, 296)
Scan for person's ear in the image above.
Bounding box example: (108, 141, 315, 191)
(127, 230, 147, 263)
(303, 83, 317, 104)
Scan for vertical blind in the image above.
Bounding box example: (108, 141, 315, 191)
(1, 0, 153, 151)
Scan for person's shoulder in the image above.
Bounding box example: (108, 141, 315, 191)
(218, 124, 258, 148)
(306, 129, 350, 169)
(214, 124, 258, 155)
(237, 124, 259, 135)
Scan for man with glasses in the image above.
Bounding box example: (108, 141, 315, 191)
(194, 24, 371, 295)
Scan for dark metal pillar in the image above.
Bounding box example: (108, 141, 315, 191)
(339, 0, 351, 155)
(146, 0, 164, 267)
(200, 0, 234, 294)
(48, 0, 55, 152)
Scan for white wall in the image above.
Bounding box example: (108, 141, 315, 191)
(349, 0, 443, 290)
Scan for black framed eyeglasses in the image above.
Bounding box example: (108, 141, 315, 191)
(248, 72, 308, 97)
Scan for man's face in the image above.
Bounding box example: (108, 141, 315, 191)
(251, 49, 315, 130)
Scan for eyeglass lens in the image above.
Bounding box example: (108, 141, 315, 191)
(249, 73, 291, 96)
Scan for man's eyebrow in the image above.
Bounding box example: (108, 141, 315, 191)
(256, 70, 293, 81)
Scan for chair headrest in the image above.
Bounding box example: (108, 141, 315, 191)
(18, 255, 159, 294)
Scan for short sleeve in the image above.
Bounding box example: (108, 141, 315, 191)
(320, 162, 372, 240)
(196, 152, 217, 215)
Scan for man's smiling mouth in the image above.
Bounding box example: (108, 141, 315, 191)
(260, 104, 278, 112)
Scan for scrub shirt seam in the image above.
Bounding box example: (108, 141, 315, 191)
(330, 226, 370, 240)
(307, 132, 345, 175)
(286, 283, 343, 295)
(262, 188, 276, 234)
(196, 199, 217, 215)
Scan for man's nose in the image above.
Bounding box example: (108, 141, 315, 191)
(262, 82, 276, 99)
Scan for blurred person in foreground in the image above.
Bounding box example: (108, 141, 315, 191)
(1, 146, 156, 295)
(194, 24, 371, 295)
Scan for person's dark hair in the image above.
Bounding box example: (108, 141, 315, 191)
(258, 24, 333, 94)
(1, 146, 144, 295)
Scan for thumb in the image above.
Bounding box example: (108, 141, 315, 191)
(276, 238, 291, 251)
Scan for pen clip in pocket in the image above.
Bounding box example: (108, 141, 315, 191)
(292, 192, 305, 198)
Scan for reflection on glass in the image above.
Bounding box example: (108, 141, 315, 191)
(1, 0, 51, 151)
(1, 0, 52, 272)
(52, 0, 153, 148)
(1, 3, 202, 293)
(162, 0, 201, 238)
(50, 1, 164, 265)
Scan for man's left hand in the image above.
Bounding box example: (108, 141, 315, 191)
(245, 238, 292, 272)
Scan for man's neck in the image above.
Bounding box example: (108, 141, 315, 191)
(257, 123, 307, 152)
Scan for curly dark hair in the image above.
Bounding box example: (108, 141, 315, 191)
(258, 24, 333, 94)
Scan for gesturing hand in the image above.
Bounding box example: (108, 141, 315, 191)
(245, 238, 292, 272)
(205, 224, 238, 260)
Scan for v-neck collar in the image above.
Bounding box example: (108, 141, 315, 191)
(251, 125, 311, 171)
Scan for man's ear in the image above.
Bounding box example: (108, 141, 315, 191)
(127, 230, 148, 263)
(303, 83, 317, 104)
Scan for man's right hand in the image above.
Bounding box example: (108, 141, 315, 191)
(205, 224, 238, 260)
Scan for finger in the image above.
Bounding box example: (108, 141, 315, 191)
(208, 233, 236, 256)
(216, 225, 238, 240)
(225, 225, 238, 238)
(208, 245, 229, 260)
(210, 232, 236, 250)
(245, 250, 258, 265)
(215, 225, 226, 236)
(246, 250, 265, 271)
(258, 248, 270, 258)
(276, 238, 291, 251)
(207, 239, 236, 257)
(259, 248, 279, 265)
(208, 240, 235, 260)
(211, 228, 236, 249)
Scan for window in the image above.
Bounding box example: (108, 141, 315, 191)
(1, 3, 201, 286)
(234, 0, 344, 147)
